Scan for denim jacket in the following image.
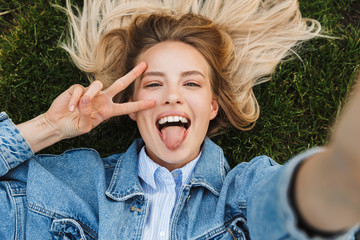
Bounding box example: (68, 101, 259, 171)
(0, 112, 357, 240)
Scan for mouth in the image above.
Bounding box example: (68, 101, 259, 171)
(156, 116, 191, 131)
(156, 114, 191, 150)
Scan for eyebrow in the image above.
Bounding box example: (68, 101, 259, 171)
(181, 71, 205, 78)
(141, 70, 205, 80)
(141, 71, 165, 79)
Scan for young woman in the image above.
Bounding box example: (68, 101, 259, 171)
(0, 0, 359, 239)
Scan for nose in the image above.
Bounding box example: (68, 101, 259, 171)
(163, 85, 183, 105)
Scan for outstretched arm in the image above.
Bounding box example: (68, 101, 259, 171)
(16, 62, 155, 153)
(295, 73, 360, 233)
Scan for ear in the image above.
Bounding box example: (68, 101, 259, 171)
(210, 99, 219, 120)
(128, 97, 137, 121)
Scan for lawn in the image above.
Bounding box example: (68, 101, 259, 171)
(1, 0, 359, 167)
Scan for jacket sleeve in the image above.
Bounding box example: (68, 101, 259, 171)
(0, 112, 34, 177)
(0, 112, 32, 239)
(247, 148, 359, 240)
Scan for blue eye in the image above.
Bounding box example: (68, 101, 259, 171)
(145, 83, 161, 88)
(185, 82, 200, 87)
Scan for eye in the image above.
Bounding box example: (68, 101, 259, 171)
(145, 82, 161, 88)
(184, 82, 201, 87)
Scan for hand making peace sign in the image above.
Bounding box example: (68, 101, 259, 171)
(43, 62, 155, 140)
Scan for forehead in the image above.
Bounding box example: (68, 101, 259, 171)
(136, 41, 211, 78)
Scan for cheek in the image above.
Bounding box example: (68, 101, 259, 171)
(134, 90, 158, 101)
(134, 110, 153, 132)
(188, 96, 213, 115)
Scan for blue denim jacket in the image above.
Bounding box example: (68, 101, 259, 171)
(0, 112, 356, 240)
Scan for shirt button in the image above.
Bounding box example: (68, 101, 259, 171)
(160, 230, 166, 238)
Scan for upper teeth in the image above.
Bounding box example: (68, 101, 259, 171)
(158, 116, 188, 125)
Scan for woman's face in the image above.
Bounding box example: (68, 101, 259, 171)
(130, 41, 218, 171)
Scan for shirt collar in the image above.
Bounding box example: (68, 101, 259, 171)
(138, 146, 201, 190)
(105, 138, 230, 201)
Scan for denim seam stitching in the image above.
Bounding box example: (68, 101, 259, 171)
(5, 182, 19, 239)
(105, 155, 123, 197)
(28, 203, 98, 239)
(14, 191, 25, 240)
(219, 150, 226, 181)
(110, 190, 144, 201)
(170, 186, 190, 240)
(195, 215, 248, 240)
(0, 151, 10, 171)
(9, 187, 26, 197)
(238, 202, 246, 208)
(190, 180, 220, 196)
(193, 224, 227, 240)
(28, 203, 58, 217)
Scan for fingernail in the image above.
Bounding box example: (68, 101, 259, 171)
(82, 97, 90, 106)
(69, 105, 75, 112)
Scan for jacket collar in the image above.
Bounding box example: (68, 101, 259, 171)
(189, 138, 230, 196)
(105, 139, 144, 201)
(105, 138, 230, 201)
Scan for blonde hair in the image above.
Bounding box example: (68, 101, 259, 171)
(58, 0, 321, 135)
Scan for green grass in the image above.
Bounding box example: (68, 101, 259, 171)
(1, 0, 359, 167)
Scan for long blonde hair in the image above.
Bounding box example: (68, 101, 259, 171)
(58, 0, 321, 135)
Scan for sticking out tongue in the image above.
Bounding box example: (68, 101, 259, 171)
(160, 126, 186, 150)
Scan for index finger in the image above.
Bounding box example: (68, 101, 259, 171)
(112, 100, 156, 117)
(104, 62, 147, 97)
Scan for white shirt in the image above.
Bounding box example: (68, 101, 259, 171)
(138, 147, 201, 240)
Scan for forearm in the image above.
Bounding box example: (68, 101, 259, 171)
(294, 149, 360, 233)
(294, 73, 360, 234)
(16, 114, 63, 153)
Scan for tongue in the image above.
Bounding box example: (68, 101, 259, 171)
(161, 126, 186, 150)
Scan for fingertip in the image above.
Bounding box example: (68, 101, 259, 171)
(148, 100, 156, 107)
(69, 105, 75, 112)
(141, 99, 156, 109)
(68, 85, 84, 112)
(133, 62, 148, 76)
(138, 61, 147, 68)
(93, 80, 103, 89)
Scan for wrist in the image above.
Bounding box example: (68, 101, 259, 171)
(17, 113, 63, 153)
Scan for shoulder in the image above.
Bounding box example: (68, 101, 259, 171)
(223, 156, 282, 200)
(35, 148, 123, 166)
(31, 148, 124, 180)
(35, 148, 103, 167)
(20, 148, 127, 200)
(229, 155, 281, 178)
